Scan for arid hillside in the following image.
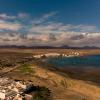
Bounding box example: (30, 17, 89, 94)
(3, 63, 100, 100)
(1, 48, 100, 56)
(0, 49, 100, 100)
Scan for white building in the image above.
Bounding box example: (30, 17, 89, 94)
(45, 53, 60, 57)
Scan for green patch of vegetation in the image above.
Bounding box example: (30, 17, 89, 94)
(19, 64, 35, 74)
(23, 85, 51, 100)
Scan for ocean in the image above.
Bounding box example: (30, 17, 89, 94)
(46, 55, 100, 68)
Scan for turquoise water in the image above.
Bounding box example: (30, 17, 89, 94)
(46, 55, 100, 68)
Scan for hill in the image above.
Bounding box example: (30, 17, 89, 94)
(0, 50, 100, 100)
(4, 63, 100, 100)
(0, 45, 99, 49)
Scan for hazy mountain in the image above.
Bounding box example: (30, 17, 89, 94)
(0, 45, 99, 49)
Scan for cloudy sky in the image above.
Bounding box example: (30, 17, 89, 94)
(0, 0, 100, 47)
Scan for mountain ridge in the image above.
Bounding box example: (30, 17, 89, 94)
(0, 45, 99, 49)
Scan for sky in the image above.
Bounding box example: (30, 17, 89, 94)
(0, 0, 100, 47)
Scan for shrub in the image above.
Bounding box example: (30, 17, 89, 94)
(19, 64, 35, 74)
(33, 86, 51, 100)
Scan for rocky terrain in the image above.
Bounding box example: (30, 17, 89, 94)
(3, 63, 100, 100)
(0, 49, 100, 100)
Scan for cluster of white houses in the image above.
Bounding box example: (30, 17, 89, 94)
(33, 52, 80, 58)
(0, 77, 33, 100)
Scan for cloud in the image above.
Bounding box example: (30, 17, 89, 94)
(0, 13, 30, 20)
(0, 14, 16, 19)
(70, 34, 85, 40)
(0, 20, 22, 31)
(32, 12, 57, 24)
(30, 23, 62, 34)
(0, 32, 100, 47)
(0, 12, 100, 46)
(17, 13, 30, 18)
(30, 22, 97, 34)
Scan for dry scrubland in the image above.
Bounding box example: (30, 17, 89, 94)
(5, 63, 100, 100)
(0, 48, 100, 100)
(1, 48, 100, 55)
